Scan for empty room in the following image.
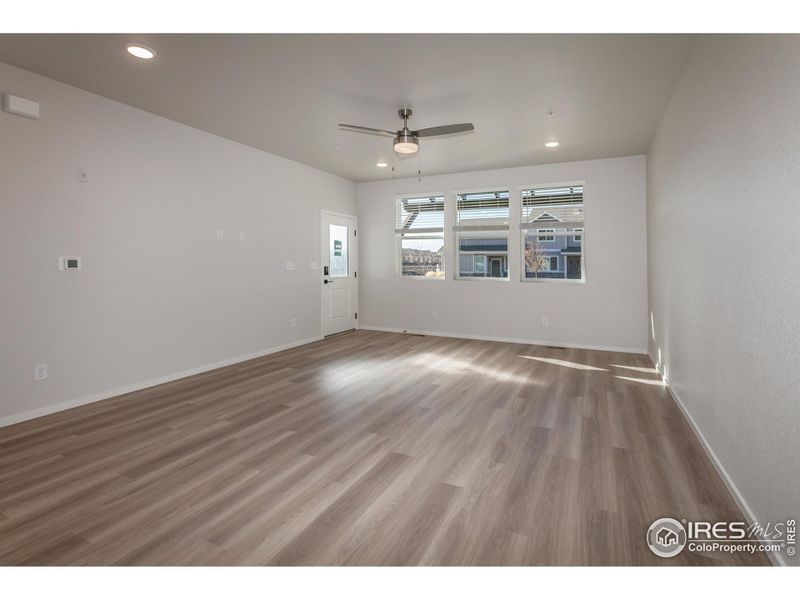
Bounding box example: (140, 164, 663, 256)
(1, 4, 799, 595)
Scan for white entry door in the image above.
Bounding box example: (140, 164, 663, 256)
(321, 211, 358, 336)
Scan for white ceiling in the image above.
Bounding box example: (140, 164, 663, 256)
(0, 34, 694, 182)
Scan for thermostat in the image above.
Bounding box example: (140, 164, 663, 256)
(59, 256, 82, 271)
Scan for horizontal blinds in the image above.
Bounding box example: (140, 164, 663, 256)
(521, 185, 583, 230)
(395, 196, 445, 234)
(455, 190, 509, 232)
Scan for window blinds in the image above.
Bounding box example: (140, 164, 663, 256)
(521, 185, 583, 230)
(455, 190, 510, 232)
(395, 196, 445, 234)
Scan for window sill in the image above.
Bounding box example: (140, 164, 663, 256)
(398, 276, 446, 281)
(521, 277, 586, 284)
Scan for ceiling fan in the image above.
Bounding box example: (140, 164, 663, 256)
(338, 108, 474, 156)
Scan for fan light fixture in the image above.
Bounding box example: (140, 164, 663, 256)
(393, 133, 419, 155)
(376, 161, 388, 168)
(545, 141, 560, 148)
(126, 44, 156, 60)
(338, 108, 473, 158)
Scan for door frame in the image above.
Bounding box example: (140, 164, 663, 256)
(320, 209, 359, 337)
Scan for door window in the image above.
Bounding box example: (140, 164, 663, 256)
(329, 224, 349, 278)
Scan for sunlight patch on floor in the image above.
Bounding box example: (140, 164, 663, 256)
(608, 364, 660, 374)
(410, 353, 535, 385)
(614, 376, 666, 386)
(519, 356, 608, 371)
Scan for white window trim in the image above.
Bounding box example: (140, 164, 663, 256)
(395, 191, 446, 281)
(518, 181, 586, 284)
(453, 187, 511, 282)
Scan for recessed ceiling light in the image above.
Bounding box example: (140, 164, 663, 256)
(545, 141, 560, 148)
(126, 44, 156, 60)
(376, 161, 388, 168)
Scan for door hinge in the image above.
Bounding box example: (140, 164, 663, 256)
(355, 312, 358, 319)
(355, 271, 357, 278)
(354, 230, 357, 237)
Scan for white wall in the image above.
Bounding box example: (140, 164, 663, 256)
(647, 36, 800, 564)
(357, 156, 648, 352)
(0, 62, 356, 425)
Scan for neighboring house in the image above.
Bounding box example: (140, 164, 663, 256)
(458, 237, 509, 278)
(457, 222, 584, 279)
(401, 246, 444, 277)
(523, 211, 583, 280)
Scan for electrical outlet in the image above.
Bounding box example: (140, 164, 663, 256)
(77, 168, 88, 183)
(216, 229, 224, 241)
(542, 317, 549, 327)
(432, 310, 438, 320)
(33, 364, 48, 381)
(238, 231, 247, 242)
(290, 317, 296, 328)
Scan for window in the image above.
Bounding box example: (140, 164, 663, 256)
(455, 190, 509, 279)
(474, 255, 486, 274)
(537, 228, 555, 242)
(534, 255, 559, 272)
(329, 223, 349, 277)
(521, 185, 584, 281)
(396, 195, 445, 279)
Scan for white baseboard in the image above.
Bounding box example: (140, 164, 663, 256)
(358, 325, 647, 355)
(650, 353, 784, 567)
(0, 336, 324, 430)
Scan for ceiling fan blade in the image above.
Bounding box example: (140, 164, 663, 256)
(414, 123, 474, 137)
(338, 124, 396, 137)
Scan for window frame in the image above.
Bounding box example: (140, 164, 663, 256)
(395, 192, 446, 281)
(519, 181, 586, 284)
(453, 186, 511, 282)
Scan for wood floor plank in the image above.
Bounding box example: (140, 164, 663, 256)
(0, 330, 770, 565)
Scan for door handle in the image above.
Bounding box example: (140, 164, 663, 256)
(323, 279, 330, 284)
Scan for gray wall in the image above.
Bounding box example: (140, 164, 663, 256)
(357, 155, 648, 352)
(0, 62, 356, 425)
(647, 35, 800, 564)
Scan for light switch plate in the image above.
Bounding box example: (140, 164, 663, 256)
(216, 229, 224, 240)
(286, 261, 296, 271)
(59, 256, 82, 271)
